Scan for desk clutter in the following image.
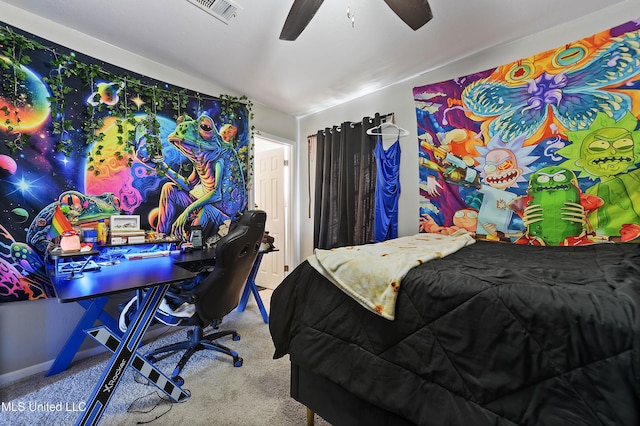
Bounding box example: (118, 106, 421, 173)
(74, 214, 176, 246)
(63, 214, 276, 253)
(109, 229, 146, 245)
(48, 239, 181, 276)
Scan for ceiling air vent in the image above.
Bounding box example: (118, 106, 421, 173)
(186, 0, 241, 24)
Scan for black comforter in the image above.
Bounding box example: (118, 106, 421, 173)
(270, 241, 640, 425)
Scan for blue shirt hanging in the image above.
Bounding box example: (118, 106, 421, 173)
(374, 136, 401, 242)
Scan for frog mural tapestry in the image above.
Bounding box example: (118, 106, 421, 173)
(0, 22, 250, 302)
(414, 18, 640, 245)
(134, 113, 248, 239)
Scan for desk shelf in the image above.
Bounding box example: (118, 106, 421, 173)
(96, 238, 180, 249)
(48, 248, 101, 279)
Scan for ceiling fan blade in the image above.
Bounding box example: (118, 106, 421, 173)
(279, 0, 325, 41)
(383, 0, 433, 31)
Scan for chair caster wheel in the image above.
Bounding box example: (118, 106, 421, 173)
(234, 357, 243, 367)
(233, 333, 241, 341)
(172, 376, 184, 386)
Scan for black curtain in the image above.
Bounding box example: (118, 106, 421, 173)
(313, 114, 383, 249)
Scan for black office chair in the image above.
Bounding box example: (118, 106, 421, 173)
(144, 210, 267, 384)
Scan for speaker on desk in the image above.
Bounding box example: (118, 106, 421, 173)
(190, 225, 203, 249)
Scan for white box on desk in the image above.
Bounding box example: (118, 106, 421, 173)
(110, 236, 127, 245)
(127, 236, 147, 244)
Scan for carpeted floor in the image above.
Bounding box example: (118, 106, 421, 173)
(0, 290, 331, 425)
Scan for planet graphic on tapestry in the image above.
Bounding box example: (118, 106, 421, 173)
(11, 208, 29, 223)
(0, 154, 18, 177)
(83, 114, 183, 213)
(86, 81, 124, 106)
(0, 56, 50, 132)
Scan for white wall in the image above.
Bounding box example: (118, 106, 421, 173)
(0, 4, 296, 383)
(296, 0, 640, 261)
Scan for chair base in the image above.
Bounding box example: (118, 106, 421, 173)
(144, 324, 243, 381)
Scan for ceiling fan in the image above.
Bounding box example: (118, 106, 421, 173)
(279, 0, 433, 41)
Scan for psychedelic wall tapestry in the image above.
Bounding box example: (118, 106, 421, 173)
(414, 18, 640, 246)
(0, 23, 251, 302)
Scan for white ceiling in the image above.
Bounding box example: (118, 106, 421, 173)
(0, 0, 633, 117)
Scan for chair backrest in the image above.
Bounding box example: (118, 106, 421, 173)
(193, 210, 266, 323)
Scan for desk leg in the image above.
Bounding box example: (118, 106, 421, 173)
(238, 282, 252, 312)
(86, 326, 189, 403)
(75, 284, 169, 426)
(47, 296, 122, 377)
(237, 253, 269, 323)
(250, 283, 269, 324)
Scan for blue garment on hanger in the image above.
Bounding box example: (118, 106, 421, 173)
(374, 136, 401, 242)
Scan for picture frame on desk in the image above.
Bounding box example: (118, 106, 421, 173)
(110, 215, 140, 231)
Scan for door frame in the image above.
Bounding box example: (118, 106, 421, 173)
(252, 130, 294, 282)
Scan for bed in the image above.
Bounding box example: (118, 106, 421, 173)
(269, 235, 640, 425)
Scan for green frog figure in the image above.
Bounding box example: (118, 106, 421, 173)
(25, 191, 122, 253)
(10, 191, 122, 298)
(135, 113, 247, 238)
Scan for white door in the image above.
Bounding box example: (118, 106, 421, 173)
(254, 144, 287, 289)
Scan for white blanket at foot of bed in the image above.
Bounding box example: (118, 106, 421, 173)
(307, 231, 476, 320)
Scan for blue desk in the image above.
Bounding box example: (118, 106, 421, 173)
(47, 243, 184, 376)
(49, 246, 269, 377)
(50, 255, 196, 426)
(49, 246, 270, 425)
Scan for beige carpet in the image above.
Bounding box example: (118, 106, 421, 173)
(0, 290, 331, 426)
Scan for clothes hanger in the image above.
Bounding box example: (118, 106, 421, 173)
(366, 121, 410, 137)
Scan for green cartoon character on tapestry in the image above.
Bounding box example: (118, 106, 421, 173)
(509, 166, 603, 246)
(557, 112, 640, 241)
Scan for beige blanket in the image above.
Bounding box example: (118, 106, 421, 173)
(307, 231, 476, 320)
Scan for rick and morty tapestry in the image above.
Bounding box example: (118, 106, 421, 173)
(414, 18, 640, 246)
(0, 23, 250, 302)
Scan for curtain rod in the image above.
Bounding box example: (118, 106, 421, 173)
(306, 112, 394, 139)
